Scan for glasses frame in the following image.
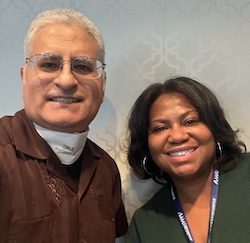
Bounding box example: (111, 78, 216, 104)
(25, 53, 106, 79)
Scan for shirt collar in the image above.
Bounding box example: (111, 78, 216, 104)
(11, 110, 100, 161)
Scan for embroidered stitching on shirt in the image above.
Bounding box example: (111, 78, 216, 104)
(43, 171, 66, 207)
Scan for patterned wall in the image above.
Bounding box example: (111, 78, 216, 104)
(1, 0, 250, 223)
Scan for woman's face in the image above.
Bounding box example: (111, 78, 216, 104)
(148, 92, 216, 181)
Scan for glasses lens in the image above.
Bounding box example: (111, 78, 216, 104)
(36, 54, 61, 73)
(72, 57, 103, 78)
(27, 54, 104, 79)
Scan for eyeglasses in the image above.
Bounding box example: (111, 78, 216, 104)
(26, 53, 106, 79)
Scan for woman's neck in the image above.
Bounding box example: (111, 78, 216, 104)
(172, 169, 213, 204)
(171, 168, 218, 243)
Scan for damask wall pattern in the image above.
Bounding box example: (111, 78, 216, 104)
(1, 0, 250, 223)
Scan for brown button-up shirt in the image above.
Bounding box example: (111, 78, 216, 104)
(0, 110, 128, 243)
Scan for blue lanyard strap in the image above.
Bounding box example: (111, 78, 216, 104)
(171, 169, 219, 243)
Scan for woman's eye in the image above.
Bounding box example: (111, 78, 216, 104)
(153, 126, 167, 133)
(185, 119, 198, 126)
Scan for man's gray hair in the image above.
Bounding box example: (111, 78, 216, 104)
(24, 8, 105, 62)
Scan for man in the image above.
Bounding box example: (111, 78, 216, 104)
(0, 8, 127, 243)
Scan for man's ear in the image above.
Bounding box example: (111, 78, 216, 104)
(20, 66, 25, 84)
(102, 71, 107, 92)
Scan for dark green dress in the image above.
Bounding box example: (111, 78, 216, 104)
(125, 153, 250, 243)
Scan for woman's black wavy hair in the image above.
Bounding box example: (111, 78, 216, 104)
(126, 76, 246, 183)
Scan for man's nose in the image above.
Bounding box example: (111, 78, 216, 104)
(54, 62, 78, 90)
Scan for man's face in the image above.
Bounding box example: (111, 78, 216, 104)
(21, 23, 105, 133)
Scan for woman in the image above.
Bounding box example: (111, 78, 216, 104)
(125, 76, 248, 243)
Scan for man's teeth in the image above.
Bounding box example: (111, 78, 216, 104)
(169, 149, 195, 157)
(51, 98, 79, 103)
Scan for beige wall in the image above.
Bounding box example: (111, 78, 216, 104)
(1, 0, 250, 222)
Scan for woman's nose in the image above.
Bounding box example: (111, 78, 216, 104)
(168, 126, 189, 144)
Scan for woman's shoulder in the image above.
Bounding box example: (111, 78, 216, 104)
(134, 183, 173, 217)
(240, 152, 250, 161)
(220, 152, 250, 183)
(234, 152, 250, 171)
